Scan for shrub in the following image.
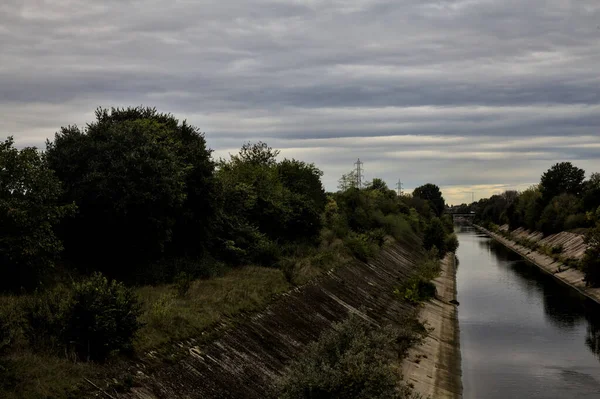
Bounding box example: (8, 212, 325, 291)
(444, 233, 459, 254)
(565, 213, 588, 230)
(278, 315, 418, 399)
(23, 273, 142, 361)
(551, 244, 564, 255)
(64, 273, 142, 361)
(582, 247, 600, 287)
(344, 233, 377, 262)
(582, 225, 600, 287)
(397, 278, 436, 304)
(423, 217, 446, 254)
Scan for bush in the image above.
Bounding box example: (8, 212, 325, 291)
(551, 244, 564, 255)
(344, 233, 377, 262)
(582, 225, 600, 287)
(423, 217, 446, 254)
(64, 273, 142, 361)
(278, 315, 419, 399)
(444, 233, 459, 254)
(565, 213, 588, 230)
(23, 273, 142, 361)
(397, 278, 437, 304)
(582, 247, 600, 287)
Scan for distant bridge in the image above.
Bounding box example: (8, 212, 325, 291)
(449, 213, 476, 222)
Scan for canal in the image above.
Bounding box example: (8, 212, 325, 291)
(456, 225, 600, 399)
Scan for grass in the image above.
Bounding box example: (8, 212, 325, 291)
(0, 222, 400, 398)
(135, 266, 291, 352)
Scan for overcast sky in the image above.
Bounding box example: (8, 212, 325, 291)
(2, 0, 599, 204)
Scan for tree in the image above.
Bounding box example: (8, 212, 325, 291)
(537, 194, 582, 234)
(338, 170, 358, 191)
(367, 178, 388, 191)
(277, 159, 326, 211)
(0, 137, 75, 290)
(413, 184, 445, 217)
(423, 217, 446, 254)
(45, 107, 217, 281)
(582, 223, 600, 287)
(216, 143, 326, 265)
(540, 162, 585, 204)
(583, 172, 600, 212)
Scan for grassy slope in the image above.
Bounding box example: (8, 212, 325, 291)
(0, 238, 353, 398)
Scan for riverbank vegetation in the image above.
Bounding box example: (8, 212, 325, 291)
(1, 107, 455, 398)
(470, 162, 600, 287)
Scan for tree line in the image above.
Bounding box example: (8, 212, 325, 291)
(471, 161, 600, 286)
(0, 106, 455, 367)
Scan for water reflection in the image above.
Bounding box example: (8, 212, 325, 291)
(586, 309, 600, 359)
(457, 227, 600, 398)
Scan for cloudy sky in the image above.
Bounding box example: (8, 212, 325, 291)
(2, 0, 599, 204)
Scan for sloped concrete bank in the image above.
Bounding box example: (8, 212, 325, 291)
(475, 225, 600, 305)
(402, 254, 462, 399)
(116, 240, 429, 399)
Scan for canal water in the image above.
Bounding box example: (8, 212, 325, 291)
(456, 225, 600, 399)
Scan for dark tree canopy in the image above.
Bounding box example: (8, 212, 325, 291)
(412, 183, 445, 216)
(45, 107, 217, 280)
(540, 162, 585, 203)
(216, 142, 326, 265)
(0, 138, 75, 290)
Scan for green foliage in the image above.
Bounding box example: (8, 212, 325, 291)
(445, 233, 459, 254)
(582, 224, 600, 287)
(216, 142, 326, 266)
(540, 162, 585, 204)
(412, 183, 445, 217)
(423, 217, 446, 254)
(0, 137, 75, 291)
(344, 233, 378, 262)
(399, 279, 437, 304)
(551, 244, 564, 255)
(65, 273, 142, 361)
(45, 107, 218, 281)
(23, 273, 142, 361)
(277, 315, 420, 399)
(537, 194, 582, 234)
(476, 162, 600, 235)
(395, 251, 441, 304)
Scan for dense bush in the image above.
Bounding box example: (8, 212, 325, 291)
(23, 273, 142, 361)
(216, 142, 326, 266)
(423, 217, 446, 254)
(400, 278, 437, 304)
(582, 226, 600, 287)
(278, 315, 420, 399)
(0, 138, 75, 291)
(344, 233, 378, 262)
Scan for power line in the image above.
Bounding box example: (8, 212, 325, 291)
(354, 158, 363, 188)
(396, 179, 403, 196)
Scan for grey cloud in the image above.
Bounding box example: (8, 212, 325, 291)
(1, 0, 600, 199)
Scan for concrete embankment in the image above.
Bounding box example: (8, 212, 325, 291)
(475, 225, 600, 305)
(116, 240, 428, 399)
(402, 254, 462, 399)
